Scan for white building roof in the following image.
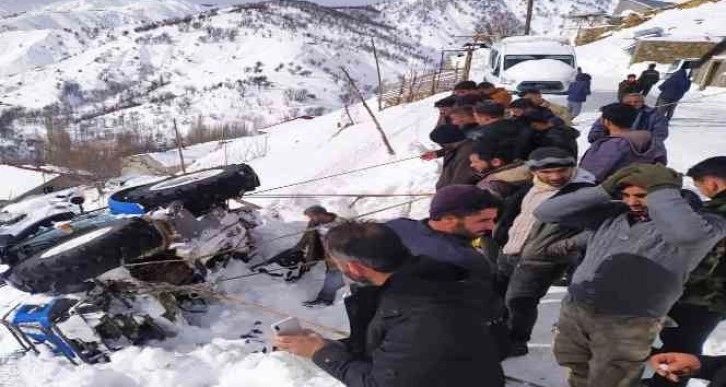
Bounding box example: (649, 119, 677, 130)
(0, 164, 59, 201)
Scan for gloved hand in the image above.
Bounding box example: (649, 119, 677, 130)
(600, 164, 643, 196)
(619, 164, 682, 193)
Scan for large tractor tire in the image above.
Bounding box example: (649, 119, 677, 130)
(109, 164, 260, 216)
(6, 218, 165, 294)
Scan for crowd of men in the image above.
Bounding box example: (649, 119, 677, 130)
(271, 75, 726, 387)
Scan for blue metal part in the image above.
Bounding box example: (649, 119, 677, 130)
(10, 298, 79, 361)
(108, 196, 145, 215)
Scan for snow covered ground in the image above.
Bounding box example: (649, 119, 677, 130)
(0, 2, 725, 386)
(0, 81, 724, 386)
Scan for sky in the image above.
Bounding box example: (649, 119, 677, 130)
(0, 0, 379, 13)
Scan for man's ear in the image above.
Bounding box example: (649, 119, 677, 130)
(601, 117, 613, 131)
(347, 260, 369, 278)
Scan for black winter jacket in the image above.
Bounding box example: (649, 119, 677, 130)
(697, 355, 726, 386)
(515, 124, 580, 159)
(312, 256, 505, 387)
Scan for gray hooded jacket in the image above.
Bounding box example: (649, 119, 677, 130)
(535, 186, 726, 317)
(580, 130, 668, 183)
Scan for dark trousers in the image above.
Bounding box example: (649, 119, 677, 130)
(506, 261, 568, 342)
(650, 303, 725, 387)
(656, 97, 678, 121)
(495, 254, 520, 298)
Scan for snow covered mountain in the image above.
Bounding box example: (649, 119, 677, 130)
(501, 0, 617, 36)
(0, 0, 616, 165)
(0, 0, 438, 158)
(367, 0, 522, 49)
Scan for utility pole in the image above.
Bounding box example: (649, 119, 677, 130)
(173, 118, 186, 174)
(339, 67, 395, 155)
(524, 0, 535, 35)
(371, 38, 384, 111)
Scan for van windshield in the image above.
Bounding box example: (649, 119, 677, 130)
(503, 55, 575, 70)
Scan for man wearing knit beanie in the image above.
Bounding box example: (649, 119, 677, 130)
(421, 124, 478, 190)
(386, 184, 509, 359)
(498, 147, 596, 358)
(434, 94, 457, 127)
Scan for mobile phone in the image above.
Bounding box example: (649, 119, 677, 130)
(271, 317, 303, 335)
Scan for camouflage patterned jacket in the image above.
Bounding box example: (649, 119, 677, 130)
(679, 191, 726, 314)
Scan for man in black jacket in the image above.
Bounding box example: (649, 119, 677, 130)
(273, 221, 505, 387)
(639, 63, 661, 97)
(515, 107, 580, 158)
(449, 105, 482, 140)
(420, 124, 478, 190)
(473, 101, 521, 146)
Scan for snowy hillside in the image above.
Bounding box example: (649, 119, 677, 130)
(0, 0, 625, 164)
(503, 0, 617, 37)
(0, 0, 444, 163)
(369, 0, 522, 49)
(576, 0, 726, 90)
(2, 78, 726, 387)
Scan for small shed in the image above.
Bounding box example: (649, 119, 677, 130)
(693, 40, 726, 89)
(631, 36, 719, 64)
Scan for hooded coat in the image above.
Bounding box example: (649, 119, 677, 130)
(312, 256, 505, 387)
(580, 130, 668, 183)
(658, 69, 692, 102)
(587, 106, 669, 143)
(567, 73, 592, 103)
(535, 186, 726, 318)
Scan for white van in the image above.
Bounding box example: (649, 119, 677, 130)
(484, 36, 578, 94)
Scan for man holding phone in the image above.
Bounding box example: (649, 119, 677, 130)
(273, 221, 504, 387)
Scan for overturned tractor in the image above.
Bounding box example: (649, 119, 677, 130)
(0, 164, 261, 363)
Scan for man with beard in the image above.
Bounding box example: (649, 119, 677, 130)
(535, 164, 726, 387)
(501, 147, 596, 358)
(386, 184, 500, 276)
(580, 103, 667, 183)
(273, 221, 505, 387)
(587, 93, 669, 143)
(448, 105, 482, 140)
(386, 185, 510, 359)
